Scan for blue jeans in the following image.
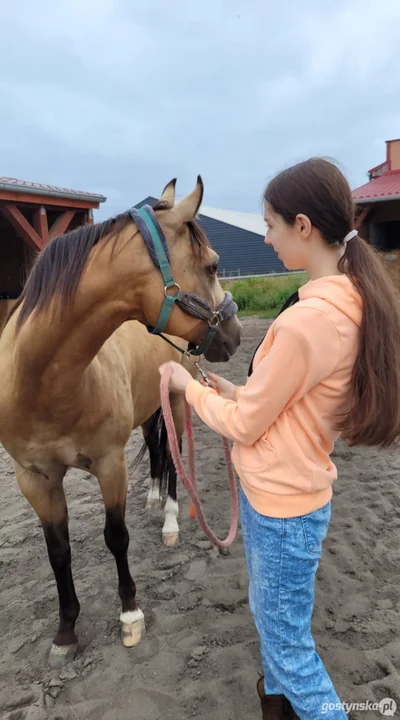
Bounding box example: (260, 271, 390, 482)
(239, 487, 347, 720)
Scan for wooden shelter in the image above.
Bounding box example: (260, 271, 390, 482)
(0, 177, 106, 330)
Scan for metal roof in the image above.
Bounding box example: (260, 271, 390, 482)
(352, 171, 400, 204)
(0, 176, 106, 203)
(199, 206, 266, 235)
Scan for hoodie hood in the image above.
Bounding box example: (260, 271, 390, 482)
(298, 274, 363, 327)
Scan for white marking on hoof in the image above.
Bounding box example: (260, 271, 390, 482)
(49, 642, 78, 668)
(162, 497, 179, 547)
(120, 608, 145, 647)
(162, 531, 179, 547)
(145, 485, 162, 510)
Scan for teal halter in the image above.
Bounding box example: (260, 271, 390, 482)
(129, 205, 237, 357)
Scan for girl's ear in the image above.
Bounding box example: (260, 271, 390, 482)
(295, 213, 312, 239)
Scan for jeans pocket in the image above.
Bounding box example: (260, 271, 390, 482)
(300, 502, 331, 556)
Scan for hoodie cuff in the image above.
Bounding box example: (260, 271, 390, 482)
(185, 379, 215, 406)
(235, 386, 244, 402)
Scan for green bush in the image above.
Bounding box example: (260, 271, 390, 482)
(222, 273, 308, 317)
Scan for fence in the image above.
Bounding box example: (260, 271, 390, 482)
(219, 269, 304, 281)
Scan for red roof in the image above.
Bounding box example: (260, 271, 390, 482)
(0, 176, 106, 203)
(352, 170, 400, 203)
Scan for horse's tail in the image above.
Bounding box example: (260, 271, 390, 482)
(133, 407, 172, 497)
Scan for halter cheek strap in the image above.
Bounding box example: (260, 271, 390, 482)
(129, 206, 185, 335)
(128, 204, 238, 357)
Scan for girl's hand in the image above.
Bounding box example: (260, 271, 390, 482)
(159, 361, 193, 394)
(203, 372, 238, 400)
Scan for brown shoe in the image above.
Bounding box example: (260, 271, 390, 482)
(257, 677, 300, 719)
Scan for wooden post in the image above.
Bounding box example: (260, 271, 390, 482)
(33, 206, 49, 246)
(355, 206, 370, 230)
(49, 210, 75, 241)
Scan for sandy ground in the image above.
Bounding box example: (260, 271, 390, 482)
(1, 317, 400, 720)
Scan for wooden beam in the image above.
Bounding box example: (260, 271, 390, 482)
(0, 204, 44, 251)
(355, 206, 370, 230)
(0, 189, 101, 210)
(33, 206, 49, 245)
(49, 210, 75, 241)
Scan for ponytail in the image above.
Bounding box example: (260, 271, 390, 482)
(337, 236, 400, 447)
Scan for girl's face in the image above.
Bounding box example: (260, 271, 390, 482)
(264, 203, 308, 271)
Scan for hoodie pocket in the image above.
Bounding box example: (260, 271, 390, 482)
(238, 431, 277, 471)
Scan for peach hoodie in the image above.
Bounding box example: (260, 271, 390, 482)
(185, 274, 363, 518)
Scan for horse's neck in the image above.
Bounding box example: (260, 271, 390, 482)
(8, 290, 147, 420)
(15, 299, 126, 379)
(3, 229, 154, 415)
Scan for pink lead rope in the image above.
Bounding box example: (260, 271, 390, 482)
(160, 366, 239, 548)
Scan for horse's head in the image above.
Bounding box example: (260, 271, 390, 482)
(137, 177, 241, 362)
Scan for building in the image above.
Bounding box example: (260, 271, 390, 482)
(353, 139, 400, 288)
(0, 177, 106, 330)
(135, 197, 288, 278)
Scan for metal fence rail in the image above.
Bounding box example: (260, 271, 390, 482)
(219, 270, 304, 281)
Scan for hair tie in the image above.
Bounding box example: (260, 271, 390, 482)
(343, 229, 358, 245)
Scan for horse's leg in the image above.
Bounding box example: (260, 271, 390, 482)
(140, 395, 184, 547)
(145, 481, 162, 509)
(96, 451, 144, 648)
(142, 413, 163, 510)
(162, 392, 185, 548)
(162, 453, 180, 547)
(14, 461, 80, 668)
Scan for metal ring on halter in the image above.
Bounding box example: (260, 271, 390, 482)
(164, 282, 181, 298)
(184, 351, 199, 365)
(208, 310, 223, 327)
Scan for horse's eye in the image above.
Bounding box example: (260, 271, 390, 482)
(208, 263, 219, 276)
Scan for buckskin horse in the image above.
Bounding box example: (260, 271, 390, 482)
(0, 177, 241, 667)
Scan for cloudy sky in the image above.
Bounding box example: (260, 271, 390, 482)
(2, 0, 400, 219)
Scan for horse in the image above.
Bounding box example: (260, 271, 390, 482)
(0, 176, 242, 668)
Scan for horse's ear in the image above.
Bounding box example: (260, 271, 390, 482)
(172, 176, 204, 225)
(160, 178, 176, 207)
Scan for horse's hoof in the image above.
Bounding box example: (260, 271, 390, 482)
(49, 642, 78, 668)
(145, 498, 162, 510)
(162, 531, 179, 547)
(120, 609, 145, 647)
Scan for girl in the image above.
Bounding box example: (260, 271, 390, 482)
(159, 158, 400, 719)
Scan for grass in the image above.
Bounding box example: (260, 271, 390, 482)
(221, 273, 308, 318)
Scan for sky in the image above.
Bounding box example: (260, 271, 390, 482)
(2, 0, 400, 220)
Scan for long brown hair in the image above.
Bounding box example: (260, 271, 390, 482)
(265, 157, 400, 447)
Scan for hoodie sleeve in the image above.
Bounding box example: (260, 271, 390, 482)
(185, 307, 341, 445)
